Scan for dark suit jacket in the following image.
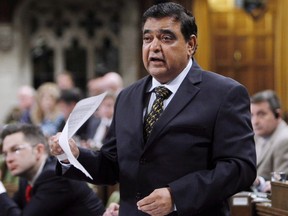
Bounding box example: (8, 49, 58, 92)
(60, 61, 256, 216)
(0, 157, 105, 216)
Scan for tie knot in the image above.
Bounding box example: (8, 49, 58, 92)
(154, 86, 171, 99)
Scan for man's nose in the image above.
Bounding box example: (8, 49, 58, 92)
(251, 116, 259, 125)
(150, 38, 161, 51)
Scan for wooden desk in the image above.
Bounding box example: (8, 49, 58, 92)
(254, 181, 288, 216)
(271, 181, 288, 211)
(230, 192, 255, 216)
(256, 203, 288, 216)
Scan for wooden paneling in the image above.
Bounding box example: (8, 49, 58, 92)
(209, 4, 276, 96)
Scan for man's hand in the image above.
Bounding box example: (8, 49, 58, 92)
(103, 202, 120, 216)
(49, 133, 80, 163)
(263, 181, 271, 193)
(137, 187, 174, 216)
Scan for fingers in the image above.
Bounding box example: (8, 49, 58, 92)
(49, 134, 80, 159)
(137, 188, 173, 216)
(137, 200, 159, 215)
(108, 202, 120, 211)
(48, 134, 64, 156)
(263, 181, 271, 192)
(103, 203, 119, 216)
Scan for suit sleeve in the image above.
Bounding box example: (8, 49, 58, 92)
(57, 138, 119, 185)
(168, 84, 257, 215)
(0, 192, 22, 216)
(0, 177, 72, 216)
(272, 136, 288, 176)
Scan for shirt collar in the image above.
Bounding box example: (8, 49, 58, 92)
(29, 157, 47, 186)
(149, 58, 192, 94)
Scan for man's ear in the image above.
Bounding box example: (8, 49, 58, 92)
(187, 34, 197, 57)
(274, 108, 281, 119)
(34, 143, 46, 158)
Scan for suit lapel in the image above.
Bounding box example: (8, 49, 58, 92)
(144, 65, 202, 149)
(257, 121, 285, 166)
(127, 76, 152, 148)
(256, 137, 270, 166)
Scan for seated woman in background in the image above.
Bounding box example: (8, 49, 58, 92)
(30, 82, 65, 137)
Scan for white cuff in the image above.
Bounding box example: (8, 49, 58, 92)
(257, 176, 266, 192)
(0, 181, 7, 194)
(56, 153, 68, 162)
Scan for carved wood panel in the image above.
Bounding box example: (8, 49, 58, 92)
(209, 5, 275, 95)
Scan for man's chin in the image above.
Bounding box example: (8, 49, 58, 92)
(10, 170, 21, 177)
(148, 68, 166, 75)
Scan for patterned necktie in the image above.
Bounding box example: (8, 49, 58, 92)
(25, 184, 32, 203)
(144, 86, 171, 141)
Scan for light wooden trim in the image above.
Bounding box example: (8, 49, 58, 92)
(275, 0, 288, 112)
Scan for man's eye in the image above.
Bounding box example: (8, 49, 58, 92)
(257, 112, 266, 118)
(161, 35, 173, 42)
(143, 36, 152, 43)
(14, 147, 21, 152)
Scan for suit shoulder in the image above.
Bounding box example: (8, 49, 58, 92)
(118, 76, 149, 98)
(203, 70, 242, 87)
(193, 70, 250, 101)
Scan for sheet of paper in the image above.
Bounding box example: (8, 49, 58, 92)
(58, 92, 107, 179)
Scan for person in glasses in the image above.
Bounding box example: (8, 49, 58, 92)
(0, 123, 106, 216)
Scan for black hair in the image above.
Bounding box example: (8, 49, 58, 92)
(1, 123, 48, 150)
(250, 90, 281, 118)
(59, 88, 83, 104)
(142, 2, 198, 42)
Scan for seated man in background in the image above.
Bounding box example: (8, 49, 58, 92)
(0, 123, 106, 216)
(250, 90, 288, 192)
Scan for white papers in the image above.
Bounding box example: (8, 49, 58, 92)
(57, 92, 107, 179)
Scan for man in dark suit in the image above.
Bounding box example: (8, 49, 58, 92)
(50, 2, 256, 215)
(0, 123, 106, 216)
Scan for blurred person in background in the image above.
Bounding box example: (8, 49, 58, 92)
(5, 85, 35, 124)
(2, 85, 36, 189)
(102, 72, 123, 95)
(55, 71, 75, 90)
(86, 92, 117, 150)
(0, 123, 106, 216)
(250, 90, 288, 192)
(57, 88, 90, 142)
(87, 72, 123, 97)
(30, 82, 65, 137)
(58, 88, 83, 122)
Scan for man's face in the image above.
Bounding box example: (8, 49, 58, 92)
(142, 17, 196, 84)
(2, 132, 38, 178)
(251, 101, 279, 137)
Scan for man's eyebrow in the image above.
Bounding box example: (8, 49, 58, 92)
(143, 29, 151, 34)
(6, 144, 19, 149)
(143, 29, 175, 35)
(159, 29, 175, 35)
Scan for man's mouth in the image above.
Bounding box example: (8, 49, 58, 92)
(9, 165, 17, 171)
(149, 57, 164, 63)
